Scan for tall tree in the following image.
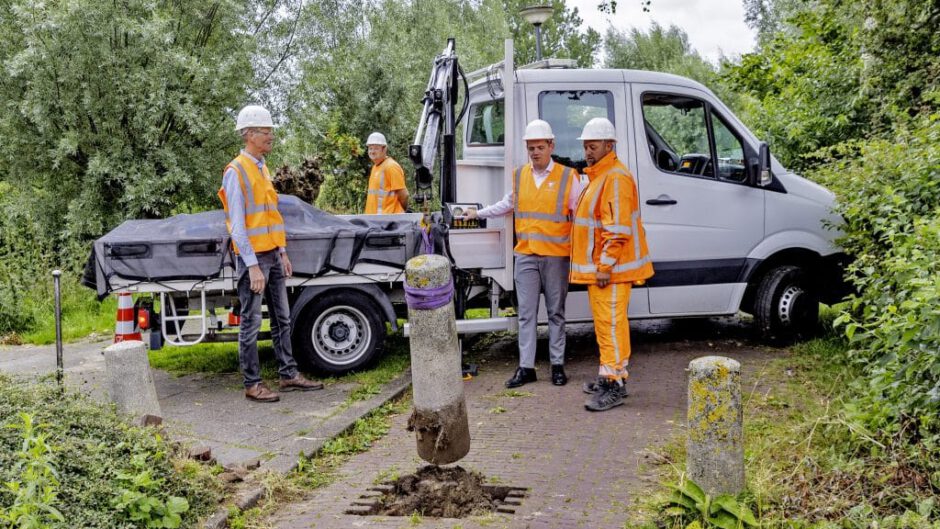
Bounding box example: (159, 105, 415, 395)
(0, 0, 256, 243)
(604, 23, 716, 85)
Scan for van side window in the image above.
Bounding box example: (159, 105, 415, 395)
(538, 90, 614, 167)
(711, 111, 747, 182)
(467, 99, 504, 145)
(641, 93, 713, 177)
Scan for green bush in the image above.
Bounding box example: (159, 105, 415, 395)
(813, 113, 940, 459)
(0, 375, 221, 528)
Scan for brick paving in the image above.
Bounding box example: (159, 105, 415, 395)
(271, 320, 774, 529)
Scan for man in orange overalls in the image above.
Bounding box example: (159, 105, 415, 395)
(364, 132, 409, 214)
(570, 117, 654, 411)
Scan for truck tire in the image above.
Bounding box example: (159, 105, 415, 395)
(293, 290, 386, 375)
(753, 265, 819, 343)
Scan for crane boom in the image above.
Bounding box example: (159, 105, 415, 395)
(409, 38, 462, 206)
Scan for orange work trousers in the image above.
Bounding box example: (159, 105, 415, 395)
(587, 283, 632, 382)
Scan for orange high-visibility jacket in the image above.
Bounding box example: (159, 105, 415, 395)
(513, 163, 577, 257)
(570, 151, 654, 284)
(217, 153, 286, 255)
(365, 157, 406, 214)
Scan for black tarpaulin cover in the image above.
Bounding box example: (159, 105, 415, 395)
(83, 195, 421, 298)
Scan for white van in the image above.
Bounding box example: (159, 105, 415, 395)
(447, 41, 849, 343)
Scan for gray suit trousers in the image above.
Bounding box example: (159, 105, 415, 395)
(514, 253, 570, 368)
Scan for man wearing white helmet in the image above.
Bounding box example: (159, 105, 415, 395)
(466, 119, 583, 387)
(219, 105, 324, 403)
(570, 117, 654, 411)
(364, 132, 409, 214)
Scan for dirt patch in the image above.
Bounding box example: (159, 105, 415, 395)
(365, 466, 517, 518)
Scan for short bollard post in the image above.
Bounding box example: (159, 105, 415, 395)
(52, 270, 64, 388)
(103, 340, 162, 421)
(687, 355, 744, 495)
(404, 254, 470, 465)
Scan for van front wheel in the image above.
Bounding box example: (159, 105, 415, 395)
(293, 291, 386, 375)
(753, 265, 819, 344)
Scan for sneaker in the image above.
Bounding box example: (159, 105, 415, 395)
(584, 379, 626, 412)
(582, 377, 628, 398)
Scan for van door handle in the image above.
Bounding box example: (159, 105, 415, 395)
(646, 196, 678, 206)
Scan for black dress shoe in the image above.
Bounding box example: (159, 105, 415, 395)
(505, 367, 537, 388)
(551, 364, 568, 386)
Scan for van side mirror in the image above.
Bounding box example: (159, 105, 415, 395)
(753, 142, 772, 187)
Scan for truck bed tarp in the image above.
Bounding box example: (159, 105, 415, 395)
(82, 195, 422, 298)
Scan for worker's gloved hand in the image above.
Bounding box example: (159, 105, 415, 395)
(596, 270, 611, 288)
(249, 265, 266, 294)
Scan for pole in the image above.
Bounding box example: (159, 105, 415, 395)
(52, 270, 63, 388)
(534, 24, 543, 61)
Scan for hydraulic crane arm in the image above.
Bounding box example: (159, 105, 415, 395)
(409, 38, 468, 206)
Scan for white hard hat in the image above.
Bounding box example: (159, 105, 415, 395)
(522, 119, 554, 140)
(235, 105, 275, 131)
(576, 117, 617, 141)
(366, 132, 387, 146)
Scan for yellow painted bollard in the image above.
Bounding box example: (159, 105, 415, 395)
(687, 356, 744, 495)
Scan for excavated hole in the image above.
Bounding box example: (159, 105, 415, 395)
(346, 465, 528, 518)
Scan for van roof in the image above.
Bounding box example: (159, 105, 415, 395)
(469, 67, 715, 98)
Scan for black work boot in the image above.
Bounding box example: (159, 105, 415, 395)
(584, 378, 626, 411)
(505, 367, 537, 388)
(551, 364, 568, 386)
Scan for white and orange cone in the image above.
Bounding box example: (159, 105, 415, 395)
(114, 293, 142, 343)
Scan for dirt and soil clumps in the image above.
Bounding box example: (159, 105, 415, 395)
(372, 465, 510, 517)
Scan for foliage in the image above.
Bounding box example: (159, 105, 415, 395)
(726, 0, 939, 172)
(0, 375, 220, 528)
(0, 0, 253, 242)
(604, 23, 717, 87)
(112, 454, 190, 529)
(662, 476, 757, 529)
(0, 413, 64, 529)
(813, 114, 940, 459)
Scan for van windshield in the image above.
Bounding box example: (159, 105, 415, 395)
(539, 90, 614, 168)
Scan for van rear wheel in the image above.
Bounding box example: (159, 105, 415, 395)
(293, 290, 386, 375)
(753, 265, 819, 344)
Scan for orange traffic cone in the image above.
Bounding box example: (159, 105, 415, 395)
(114, 293, 142, 343)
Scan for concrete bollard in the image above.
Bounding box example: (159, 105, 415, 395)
(405, 254, 470, 465)
(686, 355, 744, 495)
(103, 340, 162, 420)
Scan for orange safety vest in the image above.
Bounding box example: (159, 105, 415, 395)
(570, 151, 654, 284)
(217, 153, 286, 255)
(513, 163, 577, 257)
(365, 157, 406, 214)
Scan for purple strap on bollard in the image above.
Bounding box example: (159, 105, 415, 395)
(421, 229, 433, 254)
(404, 278, 454, 310)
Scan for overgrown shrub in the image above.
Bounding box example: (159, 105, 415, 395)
(813, 113, 940, 460)
(0, 375, 221, 527)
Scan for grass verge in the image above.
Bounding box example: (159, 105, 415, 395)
(627, 332, 940, 528)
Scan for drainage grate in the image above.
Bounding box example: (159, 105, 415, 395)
(345, 466, 528, 518)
